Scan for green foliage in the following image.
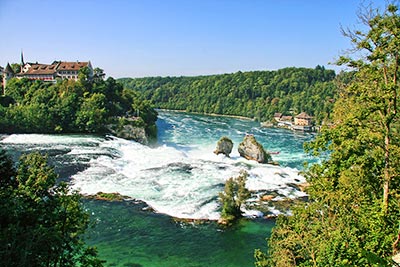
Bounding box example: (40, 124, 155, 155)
(16, 153, 58, 201)
(0, 95, 14, 107)
(76, 93, 107, 132)
(131, 96, 158, 136)
(0, 75, 157, 137)
(78, 66, 92, 82)
(93, 67, 105, 81)
(259, 4, 400, 267)
(94, 192, 126, 201)
(254, 249, 269, 267)
(118, 66, 337, 123)
(10, 63, 21, 73)
(0, 149, 16, 187)
(0, 150, 105, 266)
(219, 170, 250, 223)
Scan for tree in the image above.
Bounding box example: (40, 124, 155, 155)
(219, 170, 250, 223)
(10, 63, 21, 73)
(0, 149, 16, 187)
(0, 72, 158, 138)
(257, 3, 400, 266)
(0, 150, 105, 266)
(75, 93, 107, 133)
(338, 3, 400, 214)
(93, 67, 105, 81)
(4, 78, 33, 103)
(78, 66, 92, 83)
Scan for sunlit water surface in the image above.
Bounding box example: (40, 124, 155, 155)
(0, 110, 316, 267)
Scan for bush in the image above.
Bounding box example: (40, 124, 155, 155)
(219, 170, 250, 224)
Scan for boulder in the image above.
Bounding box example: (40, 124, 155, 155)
(238, 135, 271, 163)
(214, 136, 233, 157)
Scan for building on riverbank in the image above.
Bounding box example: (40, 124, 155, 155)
(16, 60, 93, 82)
(1, 63, 15, 95)
(294, 112, 313, 126)
(1, 53, 94, 92)
(292, 112, 313, 131)
(274, 113, 293, 123)
(265, 111, 314, 132)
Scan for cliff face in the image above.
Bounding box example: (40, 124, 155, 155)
(107, 117, 156, 145)
(111, 124, 149, 145)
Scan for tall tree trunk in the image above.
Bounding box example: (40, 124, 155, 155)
(383, 124, 390, 214)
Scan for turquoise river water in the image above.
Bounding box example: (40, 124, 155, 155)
(0, 110, 316, 267)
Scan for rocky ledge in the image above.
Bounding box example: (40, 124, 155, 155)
(85, 192, 132, 201)
(107, 117, 150, 145)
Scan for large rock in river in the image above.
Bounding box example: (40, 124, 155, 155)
(214, 136, 233, 157)
(114, 124, 148, 145)
(238, 135, 271, 163)
(107, 117, 149, 145)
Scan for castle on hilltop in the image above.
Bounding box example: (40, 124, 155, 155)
(1, 52, 95, 94)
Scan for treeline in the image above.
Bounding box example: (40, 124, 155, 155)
(118, 66, 337, 123)
(0, 71, 157, 137)
(255, 4, 400, 266)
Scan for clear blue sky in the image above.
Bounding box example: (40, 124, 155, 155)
(0, 0, 394, 78)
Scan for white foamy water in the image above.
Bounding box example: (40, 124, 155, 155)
(1, 133, 103, 145)
(0, 111, 315, 220)
(68, 135, 306, 220)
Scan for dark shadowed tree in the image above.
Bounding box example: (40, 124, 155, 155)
(0, 150, 105, 266)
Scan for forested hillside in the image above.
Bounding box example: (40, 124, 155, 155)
(0, 70, 157, 139)
(119, 66, 337, 123)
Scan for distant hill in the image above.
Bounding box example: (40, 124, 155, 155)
(118, 66, 337, 123)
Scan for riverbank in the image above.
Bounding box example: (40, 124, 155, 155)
(157, 108, 255, 121)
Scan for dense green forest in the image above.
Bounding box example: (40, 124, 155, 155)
(0, 71, 157, 138)
(255, 4, 400, 266)
(119, 66, 337, 124)
(0, 150, 104, 266)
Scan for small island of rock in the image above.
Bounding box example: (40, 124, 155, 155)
(214, 136, 234, 157)
(238, 135, 271, 163)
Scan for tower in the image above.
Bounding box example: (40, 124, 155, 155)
(2, 63, 14, 94)
(20, 50, 25, 73)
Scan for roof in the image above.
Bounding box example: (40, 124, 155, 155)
(281, 115, 293, 121)
(19, 61, 90, 76)
(56, 61, 89, 71)
(295, 112, 313, 119)
(23, 63, 57, 75)
(5, 63, 14, 74)
(273, 112, 282, 118)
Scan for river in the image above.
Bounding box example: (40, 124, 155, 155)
(0, 110, 316, 267)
